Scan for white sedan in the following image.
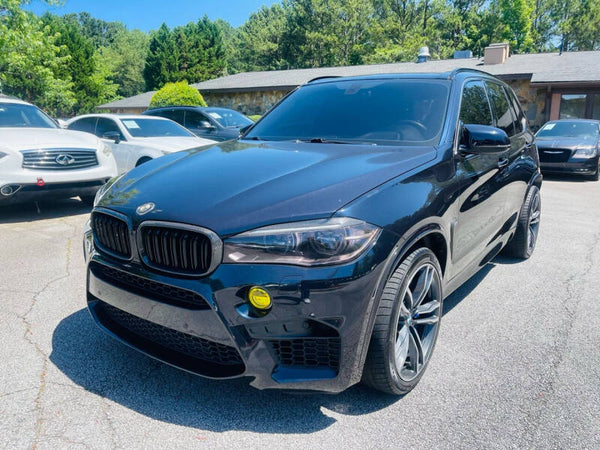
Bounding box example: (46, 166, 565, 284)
(0, 97, 118, 206)
(66, 114, 215, 174)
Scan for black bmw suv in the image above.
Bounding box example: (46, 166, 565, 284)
(85, 69, 542, 395)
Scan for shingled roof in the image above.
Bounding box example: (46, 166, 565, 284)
(99, 51, 600, 110)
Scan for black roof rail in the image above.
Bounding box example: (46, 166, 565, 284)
(306, 76, 342, 84)
(449, 68, 493, 79)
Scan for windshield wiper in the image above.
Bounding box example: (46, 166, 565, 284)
(296, 137, 377, 146)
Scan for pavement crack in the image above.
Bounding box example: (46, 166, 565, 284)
(17, 225, 76, 450)
(519, 229, 600, 447)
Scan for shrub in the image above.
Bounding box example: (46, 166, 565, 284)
(149, 81, 207, 108)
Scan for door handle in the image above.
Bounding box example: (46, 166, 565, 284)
(498, 157, 509, 169)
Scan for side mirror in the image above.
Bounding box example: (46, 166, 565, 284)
(103, 131, 121, 144)
(461, 124, 510, 154)
(199, 120, 215, 130)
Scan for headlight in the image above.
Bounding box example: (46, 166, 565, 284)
(223, 217, 381, 266)
(101, 142, 112, 157)
(573, 146, 598, 158)
(0, 151, 7, 159)
(93, 173, 125, 207)
(83, 219, 94, 262)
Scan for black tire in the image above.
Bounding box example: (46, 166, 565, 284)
(362, 247, 443, 395)
(503, 185, 541, 259)
(136, 156, 152, 167)
(79, 194, 95, 207)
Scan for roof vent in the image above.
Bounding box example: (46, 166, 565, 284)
(416, 46, 431, 63)
(484, 43, 509, 65)
(454, 50, 473, 59)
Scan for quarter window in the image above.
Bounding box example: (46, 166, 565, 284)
(459, 81, 493, 126)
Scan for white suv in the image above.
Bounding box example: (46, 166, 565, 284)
(0, 97, 118, 206)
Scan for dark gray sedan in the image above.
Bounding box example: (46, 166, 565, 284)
(536, 119, 600, 180)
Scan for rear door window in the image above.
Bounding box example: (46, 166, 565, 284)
(486, 82, 516, 136)
(185, 110, 211, 129)
(68, 117, 97, 134)
(155, 109, 185, 125)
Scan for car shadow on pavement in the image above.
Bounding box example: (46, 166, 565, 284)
(50, 309, 398, 434)
(0, 198, 90, 223)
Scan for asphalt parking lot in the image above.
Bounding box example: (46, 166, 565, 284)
(1, 176, 599, 449)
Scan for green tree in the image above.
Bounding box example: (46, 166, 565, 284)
(144, 23, 179, 90)
(282, 0, 375, 68)
(149, 81, 207, 108)
(0, 0, 75, 115)
(41, 13, 118, 114)
(144, 18, 226, 90)
(214, 18, 237, 73)
(64, 12, 126, 48)
(234, 4, 289, 72)
(173, 16, 226, 82)
(100, 28, 149, 97)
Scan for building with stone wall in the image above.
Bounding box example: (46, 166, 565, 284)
(99, 46, 600, 129)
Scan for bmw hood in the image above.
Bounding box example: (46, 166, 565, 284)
(98, 140, 436, 235)
(0, 128, 101, 152)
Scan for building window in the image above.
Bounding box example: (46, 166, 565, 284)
(559, 94, 587, 119)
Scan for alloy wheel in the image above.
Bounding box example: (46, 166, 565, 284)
(527, 190, 541, 253)
(395, 263, 442, 382)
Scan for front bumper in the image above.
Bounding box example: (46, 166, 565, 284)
(85, 239, 391, 393)
(540, 157, 599, 175)
(0, 179, 109, 205)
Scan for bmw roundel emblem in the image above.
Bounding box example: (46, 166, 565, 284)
(136, 202, 155, 215)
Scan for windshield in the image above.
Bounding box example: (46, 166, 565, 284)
(205, 109, 252, 128)
(0, 103, 57, 129)
(119, 118, 194, 138)
(245, 79, 450, 145)
(537, 121, 599, 138)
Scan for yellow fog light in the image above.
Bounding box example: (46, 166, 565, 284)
(248, 286, 272, 310)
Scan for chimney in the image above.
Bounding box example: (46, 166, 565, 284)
(416, 46, 431, 63)
(484, 43, 509, 65)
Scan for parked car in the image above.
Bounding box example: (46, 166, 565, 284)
(143, 106, 253, 141)
(66, 114, 215, 174)
(535, 119, 600, 180)
(84, 70, 542, 395)
(0, 96, 117, 206)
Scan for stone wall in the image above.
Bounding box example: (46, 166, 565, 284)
(201, 80, 548, 127)
(506, 79, 547, 129)
(202, 89, 292, 116)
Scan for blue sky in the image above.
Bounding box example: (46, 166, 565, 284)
(26, 0, 281, 30)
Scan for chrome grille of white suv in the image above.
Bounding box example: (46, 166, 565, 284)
(21, 148, 98, 170)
